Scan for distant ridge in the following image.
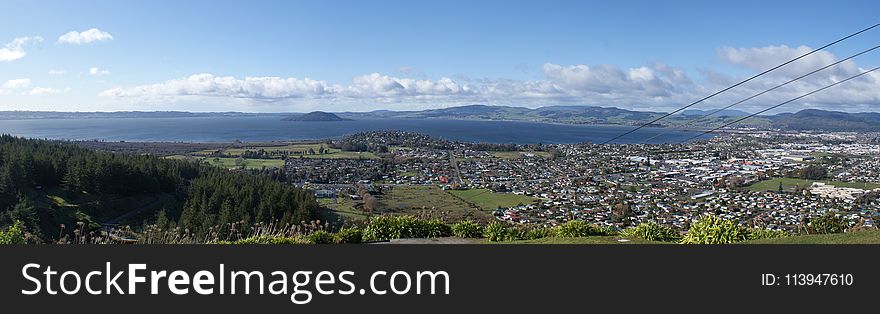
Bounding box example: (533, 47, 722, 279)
(4, 105, 880, 132)
(770, 109, 880, 131)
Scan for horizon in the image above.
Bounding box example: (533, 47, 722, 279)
(1, 0, 879, 114)
(0, 103, 869, 116)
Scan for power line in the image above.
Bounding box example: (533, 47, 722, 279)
(601, 22, 880, 144)
(685, 65, 880, 142)
(641, 44, 880, 143)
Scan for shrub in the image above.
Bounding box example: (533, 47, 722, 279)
(620, 222, 681, 242)
(420, 219, 452, 238)
(484, 221, 506, 242)
(307, 230, 335, 244)
(553, 220, 615, 238)
(362, 215, 451, 241)
(451, 220, 484, 238)
(334, 227, 363, 244)
(524, 227, 552, 240)
(803, 212, 849, 234)
(363, 215, 412, 241)
(748, 228, 789, 240)
(504, 225, 530, 241)
(681, 215, 749, 244)
(0, 221, 26, 244)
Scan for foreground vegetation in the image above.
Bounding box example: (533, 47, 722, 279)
(0, 135, 320, 242)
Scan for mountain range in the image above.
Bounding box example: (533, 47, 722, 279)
(2, 105, 879, 132)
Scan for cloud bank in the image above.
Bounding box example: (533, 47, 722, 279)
(99, 45, 880, 113)
(58, 28, 113, 45)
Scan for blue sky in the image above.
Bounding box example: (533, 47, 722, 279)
(1, 0, 879, 112)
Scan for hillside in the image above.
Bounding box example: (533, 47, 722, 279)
(770, 109, 880, 131)
(0, 136, 320, 242)
(340, 104, 666, 125)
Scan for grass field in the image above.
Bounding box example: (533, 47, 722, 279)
(491, 151, 552, 159)
(199, 157, 285, 169)
(319, 198, 369, 221)
(748, 177, 880, 192)
(448, 188, 537, 210)
(221, 144, 378, 160)
(380, 185, 489, 221)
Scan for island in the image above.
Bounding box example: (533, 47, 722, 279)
(282, 111, 350, 122)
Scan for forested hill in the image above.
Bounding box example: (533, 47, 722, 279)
(0, 135, 320, 242)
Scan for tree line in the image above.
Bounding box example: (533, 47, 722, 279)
(0, 135, 320, 241)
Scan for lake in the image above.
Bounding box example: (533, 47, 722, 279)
(0, 117, 711, 144)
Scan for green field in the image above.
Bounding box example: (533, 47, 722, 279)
(448, 188, 537, 210)
(380, 185, 489, 221)
(221, 144, 378, 159)
(319, 198, 370, 221)
(200, 157, 285, 169)
(748, 177, 880, 192)
(491, 151, 552, 159)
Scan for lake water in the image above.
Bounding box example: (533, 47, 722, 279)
(0, 117, 711, 144)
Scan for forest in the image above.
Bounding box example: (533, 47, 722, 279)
(0, 135, 320, 242)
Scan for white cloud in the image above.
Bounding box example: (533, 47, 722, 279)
(347, 73, 471, 97)
(717, 45, 859, 79)
(97, 44, 880, 113)
(48, 69, 66, 75)
(100, 73, 338, 100)
(58, 28, 113, 45)
(0, 36, 43, 62)
(24, 87, 61, 96)
(3, 78, 33, 89)
(89, 67, 111, 76)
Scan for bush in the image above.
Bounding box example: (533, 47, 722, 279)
(524, 227, 552, 240)
(681, 215, 749, 244)
(803, 212, 849, 234)
(0, 221, 26, 244)
(620, 222, 681, 242)
(504, 225, 529, 241)
(748, 228, 789, 240)
(362, 216, 451, 241)
(484, 221, 506, 242)
(421, 219, 452, 238)
(307, 230, 335, 244)
(553, 220, 615, 238)
(363, 215, 413, 241)
(451, 220, 484, 238)
(334, 227, 363, 244)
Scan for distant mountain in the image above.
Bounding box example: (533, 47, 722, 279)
(283, 111, 350, 122)
(679, 109, 750, 117)
(0, 111, 270, 120)
(770, 109, 880, 132)
(339, 104, 665, 126)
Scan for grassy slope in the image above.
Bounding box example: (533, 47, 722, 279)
(448, 188, 537, 210)
(381, 185, 489, 220)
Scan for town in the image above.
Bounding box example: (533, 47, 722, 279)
(144, 130, 880, 234)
